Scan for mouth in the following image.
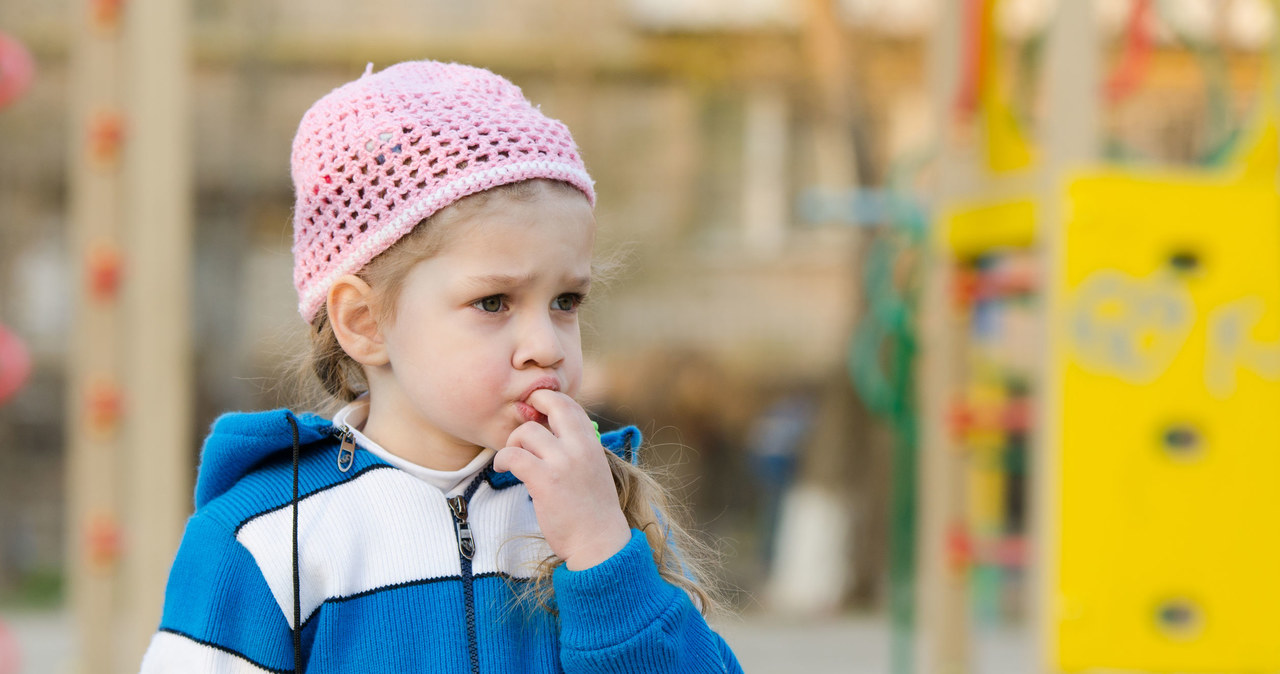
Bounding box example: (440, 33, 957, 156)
(515, 378, 560, 424)
(519, 377, 561, 403)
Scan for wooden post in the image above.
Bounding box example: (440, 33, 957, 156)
(66, 1, 127, 670)
(119, 0, 193, 669)
(66, 0, 191, 671)
(917, 0, 970, 671)
(1037, 3, 1098, 673)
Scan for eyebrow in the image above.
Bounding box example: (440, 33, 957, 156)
(463, 272, 592, 292)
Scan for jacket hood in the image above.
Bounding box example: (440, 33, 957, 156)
(194, 409, 335, 509)
(192, 408, 643, 509)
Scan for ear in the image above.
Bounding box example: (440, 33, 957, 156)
(327, 275, 389, 367)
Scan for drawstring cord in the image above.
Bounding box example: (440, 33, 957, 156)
(288, 415, 302, 672)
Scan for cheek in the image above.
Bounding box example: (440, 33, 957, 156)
(414, 357, 503, 421)
(435, 333, 511, 390)
(393, 321, 492, 386)
(560, 331, 585, 394)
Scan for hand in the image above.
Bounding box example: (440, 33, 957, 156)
(493, 389, 631, 570)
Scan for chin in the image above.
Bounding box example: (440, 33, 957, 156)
(482, 429, 515, 451)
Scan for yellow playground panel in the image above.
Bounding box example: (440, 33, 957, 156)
(1053, 169, 1280, 671)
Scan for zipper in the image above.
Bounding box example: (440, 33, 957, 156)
(335, 426, 356, 472)
(447, 496, 476, 559)
(450, 473, 486, 674)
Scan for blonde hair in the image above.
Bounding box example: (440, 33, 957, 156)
(302, 179, 719, 614)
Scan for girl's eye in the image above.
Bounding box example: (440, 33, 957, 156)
(553, 294, 583, 312)
(475, 295, 506, 313)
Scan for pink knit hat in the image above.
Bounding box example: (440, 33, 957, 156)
(290, 60, 596, 322)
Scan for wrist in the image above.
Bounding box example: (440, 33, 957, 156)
(563, 520, 631, 571)
(553, 529, 685, 652)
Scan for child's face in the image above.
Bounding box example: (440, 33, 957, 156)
(371, 187, 596, 458)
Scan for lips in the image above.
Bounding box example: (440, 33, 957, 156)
(515, 377, 560, 423)
(519, 377, 560, 403)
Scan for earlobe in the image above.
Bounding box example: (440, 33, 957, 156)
(327, 275, 389, 367)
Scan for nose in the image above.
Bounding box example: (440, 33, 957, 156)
(513, 313, 565, 369)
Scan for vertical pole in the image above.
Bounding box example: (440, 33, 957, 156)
(918, 1, 971, 672)
(66, 0, 126, 670)
(119, 0, 192, 669)
(66, 0, 192, 671)
(1041, 5, 1099, 167)
(1038, 2, 1098, 673)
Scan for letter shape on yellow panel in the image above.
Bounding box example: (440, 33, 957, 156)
(1054, 169, 1280, 672)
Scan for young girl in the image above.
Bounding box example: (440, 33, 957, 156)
(139, 60, 742, 673)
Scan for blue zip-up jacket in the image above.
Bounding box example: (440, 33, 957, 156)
(139, 409, 742, 673)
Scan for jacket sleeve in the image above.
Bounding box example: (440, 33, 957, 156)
(552, 528, 743, 674)
(139, 511, 296, 673)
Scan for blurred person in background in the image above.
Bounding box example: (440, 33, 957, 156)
(746, 389, 816, 574)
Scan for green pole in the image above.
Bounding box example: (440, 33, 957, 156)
(849, 199, 924, 674)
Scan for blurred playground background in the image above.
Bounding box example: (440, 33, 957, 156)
(3, 0, 1280, 672)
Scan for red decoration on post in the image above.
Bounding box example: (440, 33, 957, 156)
(86, 244, 124, 302)
(86, 379, 124, 435)
(90, 0, 126, 31)
(951, 267, 980, 307)
(946, 520, 972, 573)
(1105, 0, 1154, 104)
(0, 31, 34, 110)
(88, 110, 125, 165)
(86, 513, 122, 571)
(947, 397, 973, 439)
(952, 0, 986, 125)
(0, 323, 30, 407)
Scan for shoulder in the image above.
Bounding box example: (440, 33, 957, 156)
(198, 432, 396, 534)
(600, 425, 643, 464)
(193, 408, 339, 508)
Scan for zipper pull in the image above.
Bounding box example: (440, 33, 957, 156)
(336, 427, 356, 472)
(448, 495, 476, 560)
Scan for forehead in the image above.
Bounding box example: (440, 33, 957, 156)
(445, 182, 593, 246)
(433, 184, 596, 266)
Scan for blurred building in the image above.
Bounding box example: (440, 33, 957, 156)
(0, 0, 1274, 635)
(0, 0, 894, 610)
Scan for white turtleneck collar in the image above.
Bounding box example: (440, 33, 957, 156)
(332, 397, 496, 495)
